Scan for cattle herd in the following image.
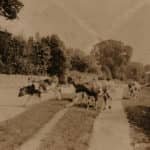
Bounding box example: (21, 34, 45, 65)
(18, 75, 142, 110)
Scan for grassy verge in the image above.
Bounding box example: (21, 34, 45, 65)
(0, 99, 68, 150)
(123, 88, 150, 150)
(39, 106, 99, 150)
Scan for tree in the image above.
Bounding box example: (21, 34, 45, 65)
(70, 49, 88, 72)
(91, 40, 133, 79)
(0, 35, 26, 73)
(0, 30, 12, 64)
(85, 55, 102, 74)
(101, 65, 112, 79)
(126, 62, 144, 82)
(0, 0, 23, 19)
(0, 0, 23, 73)
(48, 47, 66, 83)
(49, 34, 65, 50)
(47, 34, 66, 83)
(67, 48, 101, 74)
(144, 64, 150, 72)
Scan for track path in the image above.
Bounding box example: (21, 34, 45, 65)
(88, 86, 133, 150)
(17, 102, 75, 150)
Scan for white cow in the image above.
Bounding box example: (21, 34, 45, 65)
(128, 81, 141, 99)
(58, 84, 76, 100)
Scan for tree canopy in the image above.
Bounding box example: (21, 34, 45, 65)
(126, 62, 144, 82)
(91, 40, 133, 79)
(0, 0, 23, 19)
(47, 35, 66, 83)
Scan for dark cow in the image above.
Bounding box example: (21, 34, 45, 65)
(68, 77, 102, 109)
(18, 84, 41, 106)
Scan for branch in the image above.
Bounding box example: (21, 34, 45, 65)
(0, 0, 24, 19)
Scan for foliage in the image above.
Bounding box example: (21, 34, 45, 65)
(70, 49, 88, 72)
(91, 40, 133, 79)
(67, 48, 100, 74)
(126, 62, 145, 82)
(0, 0, 23, 19)
(0, 29, 140, 82)
(0, 31, 51, 75)
(47, 35, 66, 83)
(144, 64, 150, 72)
(144, 64, 150, 83)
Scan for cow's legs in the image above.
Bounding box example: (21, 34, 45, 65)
(108, 97, 112, 109)
(95, 100, 97, 110)
(86, 100, 90, 110)
(103, 96, 107, 110)
(86, 96, 90, 110)
(107, 94, 112, 109)
(94, 98, 97, 110)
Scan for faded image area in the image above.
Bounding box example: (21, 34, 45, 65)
(0, 0, 149, 150)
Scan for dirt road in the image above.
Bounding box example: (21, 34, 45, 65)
(88, 86, 133, 150)
(17, 102, 75, 150)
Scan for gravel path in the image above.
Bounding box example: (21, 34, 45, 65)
(88, 87, 133, 150)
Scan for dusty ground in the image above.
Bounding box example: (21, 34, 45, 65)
(17, 102, 76, 150)
(0, 99, 68, 150)
(38, 107, 99, 150)
(123, 87, 150, 150)
(88, 85, 133, 150)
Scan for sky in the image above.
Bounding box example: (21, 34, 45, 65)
(0, 0, 149, 64)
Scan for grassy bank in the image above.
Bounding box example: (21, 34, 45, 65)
(123, 88, 150, 150)
(39, 106, 99, 150)
(0, 99, 68, 150)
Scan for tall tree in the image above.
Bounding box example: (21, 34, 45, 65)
(144, 64, 150, 72)
(49, 34, 65, 50)
(126, 62, 144, 82)
(91, 40, 133, 79)
(70, 49, 88, 72)
(48, 34, 66, 83)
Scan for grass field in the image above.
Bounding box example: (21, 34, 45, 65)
(123, 88, 150, 150)
(0, 99, 68, 150)
(39, 106, 99, 150)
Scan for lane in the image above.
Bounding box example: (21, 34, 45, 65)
(17, 102, 75, 150)
(88, 85, 133, 150)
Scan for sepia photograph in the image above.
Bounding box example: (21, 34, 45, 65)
(0, 0, 149, 150)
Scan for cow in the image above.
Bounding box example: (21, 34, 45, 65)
(102, 86, 112, 110)
(38, 79, 53, 92)
(18, 84, 41, 107)
(128, 81, 141, 99)
(67, 77, 103, 110)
